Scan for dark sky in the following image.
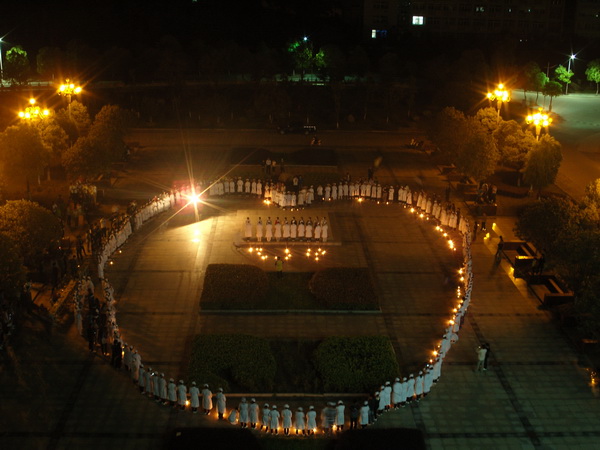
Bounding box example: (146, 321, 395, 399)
(1, 0, 355, 54)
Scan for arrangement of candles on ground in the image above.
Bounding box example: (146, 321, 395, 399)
(246, 246, 327, 262)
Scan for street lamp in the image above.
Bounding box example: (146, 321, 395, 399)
(486, 83, 511, 119)
(566, 54, 575, 95)
(0, 37, 3, 81)
(57, 79, 82, 117)
(18, 98, 50, 121)
(526, 108, 552, 141)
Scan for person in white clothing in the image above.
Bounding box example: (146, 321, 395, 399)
(167, 378, 177, 407)
(382, 381, 392, 410)
(414, 371, 424, 401)
(335, 400, 345, 431)
(249, 398, 259, 428)
(189, 382, 200, 413)
(306, 405, 317, 435)
(202, 384, 213, 415)
(392, 377, 402, 409)
(261, 403, 271, 432)
(216, 388, 226, 419)
(405, 374, 416, 404)
(359, 401, 370, 428)
(177, 380, 187, 410)
(295, 407, 306, 435)
(269, 405, 280, 434)
(282, 404, 293, 436)
(239, 397, 249, 428)
(228, 407, 238, 425)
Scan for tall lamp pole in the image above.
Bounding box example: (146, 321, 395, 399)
(566, 54, 575, 95)
(486, 83, 511, 120)
(58, 79, 82, 118)
(526, 108, 552, 141)
(18, 98, 51, 194)
(0, 37, 3, 81)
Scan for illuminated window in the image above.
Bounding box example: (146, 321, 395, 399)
(412, 16, 425, 25)
(475, 6, 485, 12)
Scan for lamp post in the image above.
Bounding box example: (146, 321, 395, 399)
(18, 98, 51, 195)
(566, 54, 575, 95)
(18, 98, 50, 121)
(526, 108, 552, 141)
(57, 79, 82, 118)
(486, 83, 510, 120)
(0, 37, 3, 81)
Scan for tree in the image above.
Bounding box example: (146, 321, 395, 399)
(515, 196, 581, 255)
(37, 118, 70, 163)
(522, 61, 542, 101)
(428, 107, 467, 164)
(543, 81, 562, 111)
(581, 179, 600, 223)
(0, 200, 62, 266)
(455, 118, 499, 182)
(555, 64, 573, 94)
(494, 120, 536, 173)
(36, 46, 64, 80)
(62, 105, 132, 177)
(4, 45, 30, 84)
(585, 59, 600, 95)
(0, 232, 25, 297)
(475, 107, 501, 133)
(523, 134, 562, 195)
(533, 71, 549, 104)
(0, 124, 50, 185)
(55, 100, 91, 141)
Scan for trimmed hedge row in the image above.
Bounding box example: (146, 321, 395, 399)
(309, 268, 378, 310)
(200, 264, 268, 306)
(200, 265, 379, 310)
(189, 335, 399, 394)
(314, 336, 399, 393)
(189, 334, 276, 392)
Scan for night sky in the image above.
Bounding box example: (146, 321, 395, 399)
(1, 0, 355, 54)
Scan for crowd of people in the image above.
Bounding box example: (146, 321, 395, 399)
(74, 177, 474, 436)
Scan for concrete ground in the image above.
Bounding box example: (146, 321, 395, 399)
(1, 137, 599, 449)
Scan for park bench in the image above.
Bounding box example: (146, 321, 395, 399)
(528, 274, 574, 307)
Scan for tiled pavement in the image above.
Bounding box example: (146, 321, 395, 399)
(2, 147, 600, 449)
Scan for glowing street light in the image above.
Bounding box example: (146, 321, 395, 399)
(526, 108, 552, 140)
(58, 79, 82, 117)
(486, 83, 510, 119)
(18, 98, 50, 121)
(0, 37, 3, 80)
(566, 54, 575, 95)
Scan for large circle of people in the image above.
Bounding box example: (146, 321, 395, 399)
(79, 174, 473, 436)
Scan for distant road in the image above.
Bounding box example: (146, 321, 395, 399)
(513, 90, 600, 200)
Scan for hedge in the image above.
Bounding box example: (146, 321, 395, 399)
(200, 264, 268, 307)
(309, 268, 378, 310)
(189, 334, 276, 392)
(314, 336, 399, 392)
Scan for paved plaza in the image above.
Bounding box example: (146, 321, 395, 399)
(1, 137, 600, 449)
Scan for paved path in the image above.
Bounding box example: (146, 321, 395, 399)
(2, 142, 600, 449)
(373, 220, 600, 449)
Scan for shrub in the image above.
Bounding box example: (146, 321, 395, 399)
(309, 268, 378, 309)
(200, 264, 268, 307)
(189, 334, 276, 392)
(314, 336, 399, 392)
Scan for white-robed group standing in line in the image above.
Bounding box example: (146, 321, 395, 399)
(82, 174, 475, 437)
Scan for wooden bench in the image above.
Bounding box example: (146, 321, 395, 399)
(527, 273, 574, 307)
